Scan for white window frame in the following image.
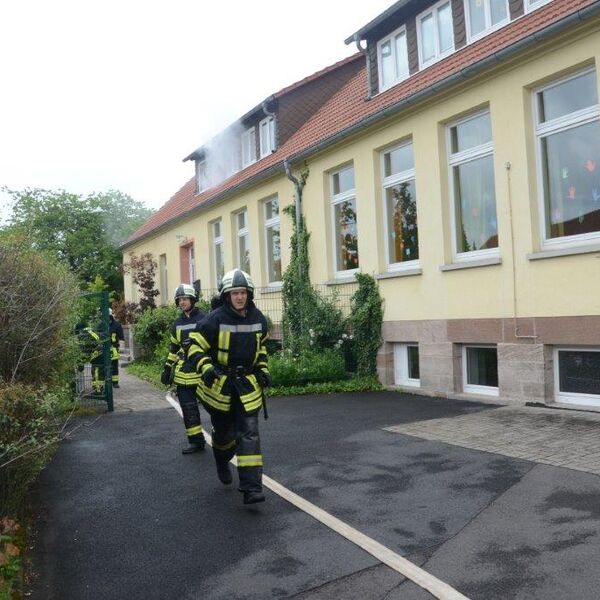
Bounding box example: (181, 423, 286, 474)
(377, 24, 409, 92)
(554, 346, 600, 407)
(464, 0, 510, 43)
(235, 208, 250, 273)
(188, 244, 196, 284)
(264, 197, 282, 286)
(159, 254, 168, 306)
(394, 343, 421, 387)
(381, 140, 419, 272)
(447, 109, 499, 262)
(533, 67, 600, 251)
(196, 159, 207, 193)
(417, 0, 454, 70)
(259, 116, 275, 157)
(330, 165, 359, 278)
(241, 127, 256, 168)
(525, 0, 552, 13)
(212, 220, 224, 287)
(462, 344, 499, 396)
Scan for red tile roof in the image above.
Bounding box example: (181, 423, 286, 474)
(125, 0, 598, 247)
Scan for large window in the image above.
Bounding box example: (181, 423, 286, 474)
(554, 347, 600, 406)
(465, 0, 509, 42)
(212, 220, 224, 287)
(394, 343, 420, 387)
(264, 197, 282, 284)
(235, 209, 251, 274)
(378, 25, 409, 91)
(448, 110, 499, 258)
(463, 345, 499, 396)
(417, 0, 454, 69)
(241, 127, 256, 168)
(525, 0, 552, 12)
(382, 141, 419, 269)
(259, 116, 275, 157)
(331, 165, 359, 275)
(159, 254, 168, 305)
(534, 69, 600, 247)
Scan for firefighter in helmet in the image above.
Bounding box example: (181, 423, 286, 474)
(188, 269, 270, 505)
(109, 309, 124, 388)
(161, 284, 207, 453)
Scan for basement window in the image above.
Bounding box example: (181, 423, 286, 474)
(394, 343, 420, 387)
(463, 345, 498, 396)
(554, 347, 600, 406)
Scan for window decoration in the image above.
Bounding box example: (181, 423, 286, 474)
(331, 165, 359, 274)
(382, 141, 419, 268)
(448, 110, 498, 257)
(534, 68, 600, 246)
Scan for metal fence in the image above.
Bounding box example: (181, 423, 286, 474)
(200, 282, 359, 336)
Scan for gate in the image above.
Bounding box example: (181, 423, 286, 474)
(75, 290, 114, 411)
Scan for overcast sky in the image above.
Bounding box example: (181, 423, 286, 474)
(0, 0, 394, 215)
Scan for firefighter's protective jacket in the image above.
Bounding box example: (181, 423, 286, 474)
(165, 306, 206, 386)
(109, 318, 124, 361)
(188, 301, 269, 414)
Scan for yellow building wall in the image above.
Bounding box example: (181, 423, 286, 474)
(123, 175, 294, 305)
(124, 25, 600, 323)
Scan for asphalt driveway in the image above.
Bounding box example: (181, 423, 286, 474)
(27, 386, 600, 599)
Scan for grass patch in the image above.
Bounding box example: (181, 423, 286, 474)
(126, 361, 163, 388)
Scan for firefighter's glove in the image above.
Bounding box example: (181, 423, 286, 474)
(160, 366, 172, 386)
(201, 366, 219, 387)
(255, 369, 271, 389)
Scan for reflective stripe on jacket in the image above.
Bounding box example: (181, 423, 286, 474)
(165, 306, 206, 386)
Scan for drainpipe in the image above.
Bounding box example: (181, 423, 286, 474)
(505, 161, 537, 341)
(284, 159, 304, 280)
(261, 99, 278, 151)
(353, 34, 372, 100)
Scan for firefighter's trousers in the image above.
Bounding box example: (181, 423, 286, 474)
(177, 386, 205, 445)
(111, 359, 119, 385)
(210, 391, 262, 493)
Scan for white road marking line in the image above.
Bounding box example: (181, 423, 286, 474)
(165, 392, 470, 600)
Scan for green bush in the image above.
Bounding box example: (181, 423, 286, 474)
(0, 383, 72, 518)
(133, 305, 178, 361)
(0, 235, 80, 385)
(349, 273, 383, 377)
(269, 348, 346, 386)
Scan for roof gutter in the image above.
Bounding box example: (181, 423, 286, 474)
(292, 1, 600, 167)
(124, 2, 600, 250)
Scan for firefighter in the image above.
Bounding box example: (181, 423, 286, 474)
(79, 326, 104, 394)
(161, 284, 208, 454)
(109, 309, 124, 388)
(188, 269, 270, 505)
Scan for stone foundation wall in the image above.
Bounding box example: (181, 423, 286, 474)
(379, 316, 599, 405)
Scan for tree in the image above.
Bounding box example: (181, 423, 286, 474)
(1, 187, 153, 295)
(121, 252, 160, 312)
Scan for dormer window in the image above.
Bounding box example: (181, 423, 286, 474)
(259, 116, 275, 157)
(417, 0, 454, 69)
(525, 0, 552, 12)
(465, 0, 509, 42)
(196, 159, 207, 193)
(378, 25, 409, 92)
(241, 127, 257, 168)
